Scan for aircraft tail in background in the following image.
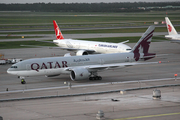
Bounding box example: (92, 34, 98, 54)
(165, 17, 178, 35)
(53, 20, 64, 40)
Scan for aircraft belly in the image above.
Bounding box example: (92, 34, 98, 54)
(16, 68, 70, 77)
(16, 70, 44, 77)
(44, 68, 70, 75)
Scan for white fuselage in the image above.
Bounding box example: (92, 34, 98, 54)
(165, 34, 180, 41)
(7, 52, 143, 77)
(7, 25, 156, 81)
(53, 39, 131, 53)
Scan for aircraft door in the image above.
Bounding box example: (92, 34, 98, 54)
(99, 58, 104, 65)
(26, 64, 31, 70)
(74, 42, 80, 49)
(126, 57, 133, 62)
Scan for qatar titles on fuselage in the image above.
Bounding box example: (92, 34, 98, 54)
(7, 26, 156, 83)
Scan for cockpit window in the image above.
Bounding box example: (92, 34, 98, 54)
(11, 66, 18, 68)
(126, 49, 132, 51)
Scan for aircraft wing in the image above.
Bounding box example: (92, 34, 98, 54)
(119, 40, 129, 44)
(87, 62, 160, 70)
(20, 44, 96, 53)
(65, 61, 160, 71)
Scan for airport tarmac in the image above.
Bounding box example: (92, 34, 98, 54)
(1, 41, 180, 91)
(0, 41, 180, 120)
(0, 32, 167, 42)
(0, 82, 180, 120)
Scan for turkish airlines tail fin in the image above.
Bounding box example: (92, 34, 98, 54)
(165, 17, 178, 35)
(53, 20, 64, 40)
(131, 26, 155, 61)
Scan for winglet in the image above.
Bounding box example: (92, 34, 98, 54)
(53, 20, 64, 40)
(165, 17, 178, 35)
(119, 40, 129, 44)
(131, 26, 155, 61)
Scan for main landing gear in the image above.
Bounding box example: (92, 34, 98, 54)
(89, 76, 102, 80)
(18, 76, 26, 84)
(89, 72, 102, 80)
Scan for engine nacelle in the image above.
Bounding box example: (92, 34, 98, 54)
(70, 68, 90, 81)
(76, 50, 88, 56)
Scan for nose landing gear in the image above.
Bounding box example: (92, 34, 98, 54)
(18, 76, 26, 84)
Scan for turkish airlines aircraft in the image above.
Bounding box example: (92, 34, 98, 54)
(52, 20, 131, 55)
(165, 17, 180, 42)
(7, 26, 156, 84)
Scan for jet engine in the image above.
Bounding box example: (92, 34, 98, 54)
(70, 68, 90, 81)
(76, 50, 88, 56)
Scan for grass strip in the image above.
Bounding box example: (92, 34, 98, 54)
(0, 36, 167, 49)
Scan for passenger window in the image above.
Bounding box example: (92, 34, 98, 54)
(11, 66, 17, 68)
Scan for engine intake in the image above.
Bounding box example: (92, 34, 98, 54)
(70, 68, 90, 81)
(76, 50, 88, 56)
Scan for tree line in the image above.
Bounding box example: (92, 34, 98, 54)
(0, 2, 180, 12)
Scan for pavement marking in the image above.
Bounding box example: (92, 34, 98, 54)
(113, 112, 180, 120)
(0, 77, 179, 94)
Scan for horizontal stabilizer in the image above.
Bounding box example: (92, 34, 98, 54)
(35, 40, 56, 44)
(20, 45, 53, 48)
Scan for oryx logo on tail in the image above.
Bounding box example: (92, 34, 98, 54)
(53, 20, 64, 40)
(131, 26, 155, 61)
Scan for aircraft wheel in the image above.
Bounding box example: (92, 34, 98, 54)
(21, 79, 26, 84)
(98, 76, 102, 80)
(89, 77, 96, 81)
(89, 77, 93, 80)
(89, 76, 102, 81)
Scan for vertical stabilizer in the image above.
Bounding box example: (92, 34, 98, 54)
(53, 20, 64, 40)
(165, 17, 178, 35)
(131, 26, 155, 61)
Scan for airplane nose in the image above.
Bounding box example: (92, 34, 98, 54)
(7, 68, 11, 74)
(7, 68, 14, 74)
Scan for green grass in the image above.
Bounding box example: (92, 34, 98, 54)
(1, 26, 179, 35)
(63, 26, 180, 34)
(1, 11, 180, 25)
(81, 36, 167, 43)
(0, 41, 56, 49)
(1, 13, 180, 24)
(0, 11, 177, 49)
(0, 36, 167, 49)
(80, 37, 141, 43)
(0, 36, 42, 39)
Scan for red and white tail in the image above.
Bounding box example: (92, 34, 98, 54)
(165, 17, 178, 35)
(131, 26, 155, 61)
(53, 20, 64, 40)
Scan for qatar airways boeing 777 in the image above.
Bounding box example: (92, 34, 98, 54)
(7, 26, 157, 84)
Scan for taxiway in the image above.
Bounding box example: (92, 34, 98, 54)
(0, 41, 180, 120)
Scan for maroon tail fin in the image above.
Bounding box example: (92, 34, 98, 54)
(131, 26, 155, 61)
